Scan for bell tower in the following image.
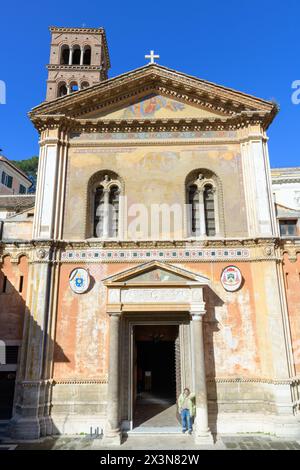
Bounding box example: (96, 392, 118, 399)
(46, 26, 110, 101)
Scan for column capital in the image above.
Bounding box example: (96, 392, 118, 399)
(195, 184, 204, 194)
(190, 307, 206, 320)
(107, 308, 122, 318)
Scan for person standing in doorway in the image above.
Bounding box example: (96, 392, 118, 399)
(177, 387, 196, 434)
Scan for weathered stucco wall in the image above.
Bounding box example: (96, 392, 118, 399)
(0, 255, 28, 340)
(53, 259, 280, 381)
(283, 252, 300, 375)
(2, 220, 33, 241)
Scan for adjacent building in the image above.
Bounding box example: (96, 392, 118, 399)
(0, 156, 32, 196)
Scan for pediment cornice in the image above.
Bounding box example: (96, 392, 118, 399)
(31, 111, 273, 134)
(102, 260, 210, 285)
(29, 64, 278, 131)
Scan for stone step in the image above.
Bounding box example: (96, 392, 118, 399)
(0, 422, 9, 440)
(127, 426, 183, 434)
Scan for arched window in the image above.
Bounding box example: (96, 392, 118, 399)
(83, 46, 91, 65)
(57, 82, 68, 97)
(92, 174, 121, 239)
(186, 171, 220, 237)
(72, 45, 81, 65)
(81, 81, 90, 90)
(60, 45, 70, 65)
(70, 81, 79, 93)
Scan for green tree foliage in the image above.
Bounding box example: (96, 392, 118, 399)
(11, 156, 39, 193)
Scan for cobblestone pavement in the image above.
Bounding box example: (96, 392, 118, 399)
(1, 434, 300, 450)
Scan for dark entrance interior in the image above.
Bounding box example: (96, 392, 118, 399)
(133, 324, 180, 428)
(0, 372, 16, 420)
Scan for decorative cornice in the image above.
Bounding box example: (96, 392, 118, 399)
(207, 376, 300, 385)
(272, 177, 300, 185)
(0, 240, 282, 264)
(30, 112, 270, 134)
(19, 376, 300, 386)
(47, 64, 102, 72)
(52, 377, 108, 385)
(50, 26, 106, 34)
(0, 237, 281, 250)
(279, 239, 300, 262)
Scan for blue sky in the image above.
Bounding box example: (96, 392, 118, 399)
(0, 0, 299, 167)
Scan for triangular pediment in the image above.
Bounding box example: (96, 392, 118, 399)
(82, 93, 225, 120)
(103, 261, 210, 285)
(29, 64, 277, 130)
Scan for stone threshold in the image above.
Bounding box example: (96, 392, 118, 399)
(126, 426, 183, 434)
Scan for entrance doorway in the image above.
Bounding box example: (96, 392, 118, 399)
(132, 324, 180, 429)
(0, 372, 16, 420)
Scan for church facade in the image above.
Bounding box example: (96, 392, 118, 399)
(0, 26, 299, 445)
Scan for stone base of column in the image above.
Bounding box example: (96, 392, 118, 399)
(194, 430, 214, 446)
(44, 416, 54, 436)
(9, 417, 41, 440)
(39, 416, 47, 437)
(100, 431, 122, 446)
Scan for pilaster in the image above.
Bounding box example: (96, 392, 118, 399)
(33, 128, 68, 241)
(9, 246, 54, 439)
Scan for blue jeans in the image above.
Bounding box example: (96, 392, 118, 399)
(181, 408, 192, 432)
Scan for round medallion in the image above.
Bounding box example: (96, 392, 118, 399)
(221, 265, 242, 292)
(69, 268, 90, 294)
(37, 249, 46, 260)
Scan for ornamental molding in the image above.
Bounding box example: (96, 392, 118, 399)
(49, 26, 106, 34)
(62, 237, 280, 249)
(47, 64, 102, 72)
(207, 376, 300, 386)
(30, 113, 270, 134)
(0, 247, 32, 264)
(272, 178, 300, 185)
(0, 238, 284, 266)
(0, 237, 281, 249)
(119, 288, 196, 304)
(279, 240, 300, 262)
(0, 237, 283, 262)
(61, 247, 251, 264)
(52, 377, 108, 385)
(69, 138, 240, 147)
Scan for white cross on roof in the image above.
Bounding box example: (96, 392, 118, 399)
(145, 50, 160, 65)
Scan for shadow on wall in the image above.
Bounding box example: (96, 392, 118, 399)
(204, 287, 222, 439)
(0, 254, 70, 440)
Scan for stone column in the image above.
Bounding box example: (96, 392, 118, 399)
(190, 301, 213, 444)
(80, 47, 84, 65)
(103, 311, 122, 445)
(198, 189, 206, 236)
(212, 187, 220, 236)
(102, 188, 110, 238)
(69, 47, 73, 65)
